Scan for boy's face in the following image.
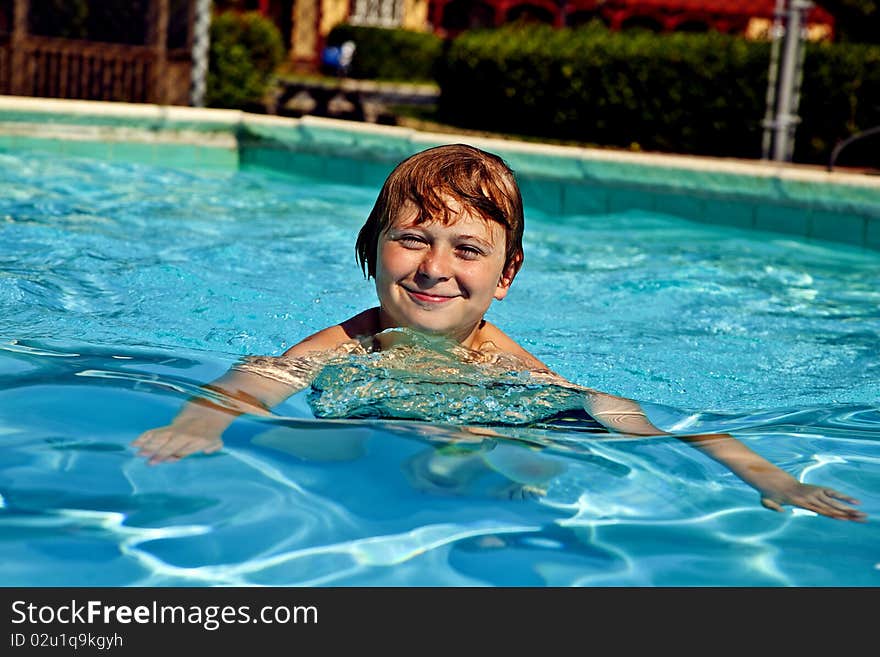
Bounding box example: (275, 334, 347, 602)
(375, 200, 517, 346)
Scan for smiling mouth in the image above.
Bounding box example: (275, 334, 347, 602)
(403, 287, 459, 304)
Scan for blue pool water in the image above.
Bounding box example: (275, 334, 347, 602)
(1, 150, 879, 586)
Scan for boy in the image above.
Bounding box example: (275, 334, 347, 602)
(134, 144, 865, 521)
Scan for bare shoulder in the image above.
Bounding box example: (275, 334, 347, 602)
(282, 308, 380, 358)
(476, 321, 551, 371)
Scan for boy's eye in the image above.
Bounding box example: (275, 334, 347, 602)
(456, 245, 484, 259)
(397, 235, 427, 248)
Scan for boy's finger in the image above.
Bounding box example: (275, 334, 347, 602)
(145, 437, 190, 464)
(136, 432, 172, 456)
(151, 439, 193, 461)
(810, 499, 865, 521)
(760, 497, 785, 513)
(131, 431, 155, 446)
(823, 489, 860, 505)
(149, 436, 217, 464)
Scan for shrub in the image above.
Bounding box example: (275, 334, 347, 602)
(797, 39, 880, 162)
(437, 23, 880, 163)
(325, 24, 442, 82)
(206, 10, 285, 110)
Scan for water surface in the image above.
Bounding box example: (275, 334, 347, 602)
(1, 151, 878, 586)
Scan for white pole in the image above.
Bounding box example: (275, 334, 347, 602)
(761, 0, 786, 160)
(190, 0, 212, 107)
(772, 0, 810, 162)
(786, 1, 811, 161)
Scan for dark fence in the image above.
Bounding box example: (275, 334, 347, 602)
(0, 0, 193, 105)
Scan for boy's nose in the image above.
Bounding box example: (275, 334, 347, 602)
(416, 247, 453, 282)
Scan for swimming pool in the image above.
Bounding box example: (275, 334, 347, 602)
(1, 149, 878, 586)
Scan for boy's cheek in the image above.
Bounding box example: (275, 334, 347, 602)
(378, 244, 410, 273)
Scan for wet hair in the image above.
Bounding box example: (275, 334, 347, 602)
(355, 144, 524, 279)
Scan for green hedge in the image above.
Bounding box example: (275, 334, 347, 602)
(797, 40, 880, 162)
(325, 24, 442, 82)
(207, 10, 285, 110)
(436, 24, 880, 163)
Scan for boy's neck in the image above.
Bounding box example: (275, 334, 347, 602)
(374, 306, 485, 350)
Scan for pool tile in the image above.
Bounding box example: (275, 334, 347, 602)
(11, 136, 65, 154)
(107, 142, 158, 165)
(809, 209, 866, 247)
(519, 177, 563, 216)
(704, 198, 756, 229)
(239, 123, 302, 146)
(3, 99, 880, 255)
(654, 192, 705, 222)
(580, 159, 640, 186)
(314, 155, 363, 185)
(240, 146, 289, 172)
(865, 217, 880, 251)
(608, 187, 655, 213)
(361, 159, 395, 189)
(349, 133, 413, 163)
(562, 182, 608, 215)
(153, 144, 200, 169)
(62, 139, 111, 160)
(299, 124, 414, 165)
(497, 151, 584, 181)
(196, 146, 238, 171)
(237, 146, 268, 169)
(290, 150, 333, 177)
(754, 203, 808, 237)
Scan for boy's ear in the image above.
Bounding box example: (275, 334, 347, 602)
(494, 251, 523, 301)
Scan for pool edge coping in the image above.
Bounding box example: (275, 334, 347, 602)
(2, 95, 878, 190)
(1, 95, 879, 251)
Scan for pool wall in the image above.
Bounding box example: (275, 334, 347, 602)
(1, 95, 879, 251)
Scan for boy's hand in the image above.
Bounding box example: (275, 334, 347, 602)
(760, 481, 866, 522)
(132, 419, 224, 465)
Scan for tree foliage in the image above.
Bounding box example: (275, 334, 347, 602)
(206, 10, 285, 110)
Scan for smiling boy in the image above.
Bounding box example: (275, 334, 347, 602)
(276, 143, 543, 368)
(133, 144, 865, 521)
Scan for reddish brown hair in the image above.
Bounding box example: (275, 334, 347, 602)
(355, 144, 524, 279)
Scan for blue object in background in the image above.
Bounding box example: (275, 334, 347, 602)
(321, 46, 341, 68)
(321, 40, 356, 76)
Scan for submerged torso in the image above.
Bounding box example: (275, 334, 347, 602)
(237, 328, 594, 426)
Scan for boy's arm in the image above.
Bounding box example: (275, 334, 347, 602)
(474, 329, 865, 521)
(582, 391, 866, 521)
(132, 362, 317, 465)
(132, 323, 364, 465)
